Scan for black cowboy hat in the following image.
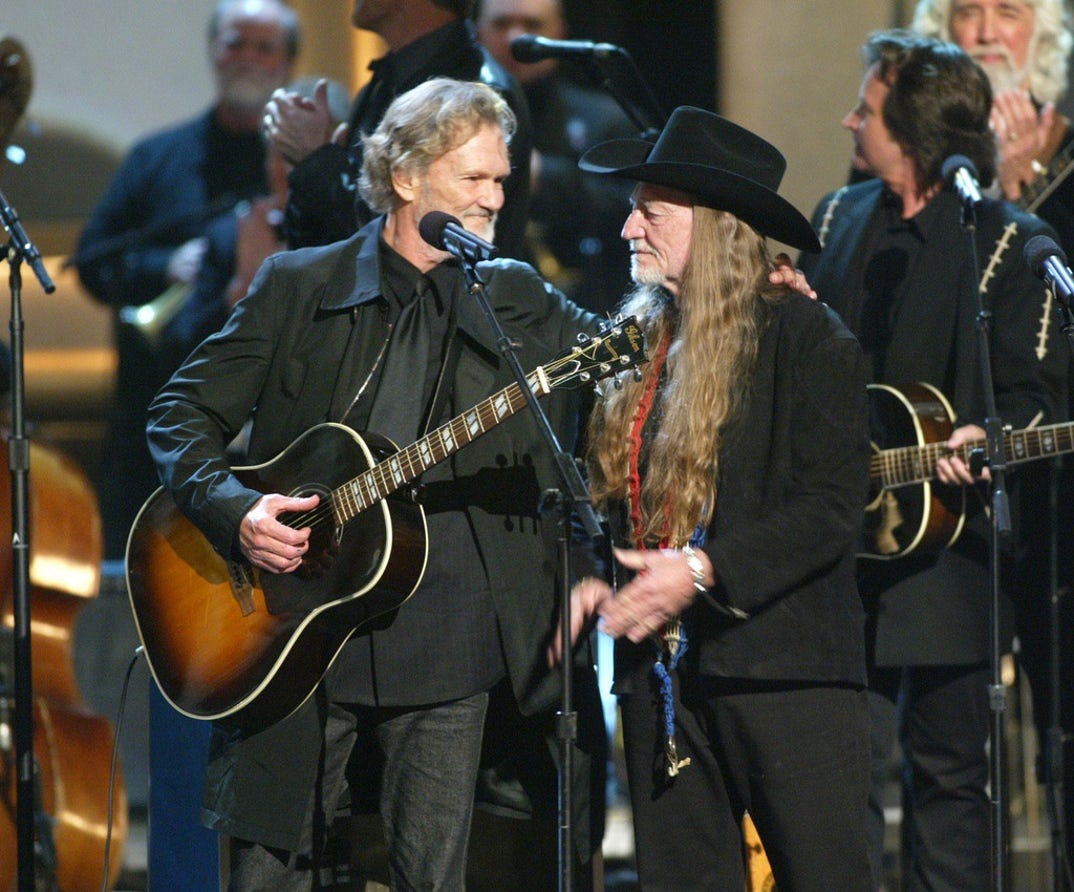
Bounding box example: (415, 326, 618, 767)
(579, 106, 821, 253)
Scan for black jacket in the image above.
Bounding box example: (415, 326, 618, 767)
(612, 295, 871, 689)
(146, 217, 605, 851)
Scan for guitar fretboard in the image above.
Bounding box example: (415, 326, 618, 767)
(330, 368, 550, 524)
(1020, 140, 1074, 212)
(872, 421, 1074, 488)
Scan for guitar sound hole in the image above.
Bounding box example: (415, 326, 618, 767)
(279, 484, 338, 579)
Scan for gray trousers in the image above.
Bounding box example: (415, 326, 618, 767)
(228, 692, 489, 891)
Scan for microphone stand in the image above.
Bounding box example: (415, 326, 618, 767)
(1047, 291, 1074, 892)
(574, 49, 667, 140)
(458, 257, 603, 892)
(956, 195, 1011, 892)
(0, 183, 55, 892)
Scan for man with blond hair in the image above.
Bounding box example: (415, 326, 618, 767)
(148, 77, 608, 891)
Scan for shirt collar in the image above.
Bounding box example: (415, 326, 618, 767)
(378, 234, 458, 316)
(879, 184, 944, 240)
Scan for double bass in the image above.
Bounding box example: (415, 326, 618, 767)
(0, 441, 129, 891)
(0, 35, 127, 891)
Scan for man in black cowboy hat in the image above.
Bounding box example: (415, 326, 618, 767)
(554, 105, 874, 889)
(798, 31, 1066, 888)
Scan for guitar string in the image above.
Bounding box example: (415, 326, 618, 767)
(278, 342, 623, 532)
(871, 423, 1074, 486)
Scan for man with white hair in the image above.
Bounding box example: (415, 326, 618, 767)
(913, 0, 1073, 226)
(76, 0, 301, 559)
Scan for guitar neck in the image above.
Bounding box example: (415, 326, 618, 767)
(873, 421, 1074, 488)
(1020, 133, 1074, 212)
(331, 367, 551, 523)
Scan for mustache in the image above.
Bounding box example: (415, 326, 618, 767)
(970, 43, 1016, 68)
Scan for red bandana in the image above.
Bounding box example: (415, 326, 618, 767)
(627, 329, 672, 552)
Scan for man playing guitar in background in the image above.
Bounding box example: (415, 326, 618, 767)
(915, 0, 1074, 873)
(799, 31, 1067, 888)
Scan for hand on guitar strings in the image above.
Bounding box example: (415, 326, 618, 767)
(935, 423, 989, 486)
(239, 492, 320, 574)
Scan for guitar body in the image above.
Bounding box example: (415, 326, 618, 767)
(862, 383, 966, 560)
(126, 423, 427, 729)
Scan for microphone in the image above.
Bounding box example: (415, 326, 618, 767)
(510, 34, 621, 64)
(419, 211, 498, 264)
(941, 154, 983, 207)
(1024, 234, 1074, 308)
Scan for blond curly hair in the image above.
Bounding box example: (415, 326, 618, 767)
(358, 78, 516, 214)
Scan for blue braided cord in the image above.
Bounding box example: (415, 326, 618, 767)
(653, 659, 677, 739)
(652, 524, 707, 739)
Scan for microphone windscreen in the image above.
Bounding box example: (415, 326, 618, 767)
(418, 210, 457, 250)
(1023, 233, 1067, 277)
(941, 154, 977, 188)
(509, 34, 541, 63)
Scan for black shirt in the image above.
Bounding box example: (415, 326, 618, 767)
(328, 243, 504, 706)
(857, 188, 943, 384)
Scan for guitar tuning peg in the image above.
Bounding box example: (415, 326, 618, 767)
(633, 367, 643, 382)
(576, 331, 591, 344)
(613, 374, 623, 391)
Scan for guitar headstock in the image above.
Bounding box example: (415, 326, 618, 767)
(546, 315, 648, 391)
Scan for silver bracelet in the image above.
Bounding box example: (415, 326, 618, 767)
(684, 545, 749, 620)
(681, 545, 708, 594)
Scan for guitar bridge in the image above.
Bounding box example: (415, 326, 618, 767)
(227, 560, 257, 616)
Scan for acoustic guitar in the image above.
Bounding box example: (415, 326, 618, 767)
(126, 318, 646, 730)
(861, 381, 1074, 559)
(1018, 117, 1074, 213)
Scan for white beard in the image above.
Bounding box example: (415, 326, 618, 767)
(976, 57, 1033, 94)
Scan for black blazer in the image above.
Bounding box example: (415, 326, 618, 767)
(613, 294, 872, 689)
